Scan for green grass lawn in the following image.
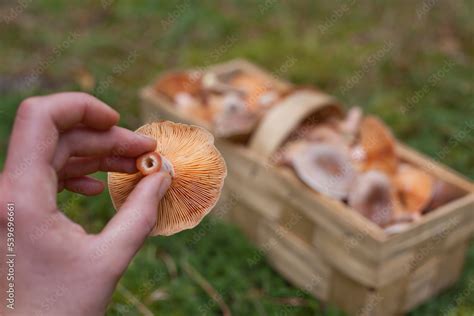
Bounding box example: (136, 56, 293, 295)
(0, 1, 473, 315)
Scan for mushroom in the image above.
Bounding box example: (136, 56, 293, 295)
(302, 107, 362, 146)
(206, 92, 260, 137)
(272, 140, 309, 166)
(208, 92, 247, 116)
(350, 145, 367, 167)
(338, 106, 362, 143)
(155, 71, 202, 99)
(213, 112, 257, 138)
(202, 72, 242, 94)
(174, 92, 210, 123)
(348, 171, 394, 226)
(175, 92, 199, 109)
(258, 90, 279, 108)
(290, 143, 356, 200)
(306, 125, 343, 144)
(424, 180, 465, 212)
(108, 121, 227, 236)
(394, 164, 434, 214)
(229, 72, 278, 111)
(359, 116, 398, 175)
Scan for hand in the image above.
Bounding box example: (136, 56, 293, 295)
(0, 92, 171, 315)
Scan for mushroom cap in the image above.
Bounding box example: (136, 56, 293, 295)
(202, 72, 241, 94)
(208, 92, 247, 115)
(394, 164, 434, 214)
(338, 106, 363, 144)
(213, 112, 257, 138)
(350, 145, 367, 166)
(339, 106, 362, 135)
(174, 92, 211, 123)
(108, 121, 227, 236)
(359, 116, 398, 175)
(348, 170, 394, 226)
(208, 92, 257, 137)
(290, 143, 356, 200)
(175, 92, 200, 110)
(425, 180, 465, 212)
(272, 140, 309, 166)
(229, 72, 279, 111)
(155, 71, 202, 99)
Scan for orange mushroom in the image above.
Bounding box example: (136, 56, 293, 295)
(154, 71, 202, 99)
(394, 164, 434, 214)
(338, 106, 362, 144)
(108, 121, 227, 236)
(359, 115, 398, 175)
(174, 92, 210, 123)
(202, 72, 242, 94)
(272, 140, 309, 166)
(208, 92, 247, 116)
(207, 92, 260, 137)
(290, 143, 356, 200)
(425, 180, 465, 212)
(229, 72, 279, 111)
(348, 171, 394, 226)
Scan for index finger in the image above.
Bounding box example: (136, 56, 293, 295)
(5, 92, 119, 197)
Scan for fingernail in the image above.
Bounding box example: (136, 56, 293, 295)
(140, 135, 157, 150)
(157, 172, 171, 198)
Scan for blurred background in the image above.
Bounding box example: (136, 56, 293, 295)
(0, 1, 472, 315)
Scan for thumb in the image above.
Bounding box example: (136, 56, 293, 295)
(97, 171, 171, 270)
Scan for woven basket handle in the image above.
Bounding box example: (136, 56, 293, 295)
(249, 90, 343, 160)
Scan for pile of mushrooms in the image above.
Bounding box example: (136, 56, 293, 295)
(108, 121, 227, 236)
(154, 70, 289, 137)
(273, 107, 465, 234)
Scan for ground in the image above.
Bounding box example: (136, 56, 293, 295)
(0, 1, 473, 315)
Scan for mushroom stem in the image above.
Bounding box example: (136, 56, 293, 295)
(136, 152, 175, 177)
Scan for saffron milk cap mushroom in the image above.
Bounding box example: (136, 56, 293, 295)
(229, 72, 277, 111)
(155, 71, 202, 99)
(348, 170, 394, 226)
(108, 121, 227, 236)
(339, 106, 362, 135)
(338, 106, 362, 143)
(394, 164, 434, 214)
(273, 140, 309, 166)
(425, 180, 465, 212)
(209, 93, 257, 137)
(290, 143, 356, 200)
(360, 116, 398, 175)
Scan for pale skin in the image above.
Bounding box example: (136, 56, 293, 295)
(0, 92, 171, 315)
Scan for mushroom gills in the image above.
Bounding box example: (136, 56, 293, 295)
(108, 121, 227, 236)
(348, 170, 394, 226)
(290, 143, 355, 200)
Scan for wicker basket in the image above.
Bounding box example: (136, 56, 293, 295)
(139, 59, 474, 316)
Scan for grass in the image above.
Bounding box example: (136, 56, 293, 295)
(0, 1, 473, 315)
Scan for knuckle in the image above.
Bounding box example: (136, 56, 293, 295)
(74, 92, 95, 106)
(17, 97, 41, 117)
